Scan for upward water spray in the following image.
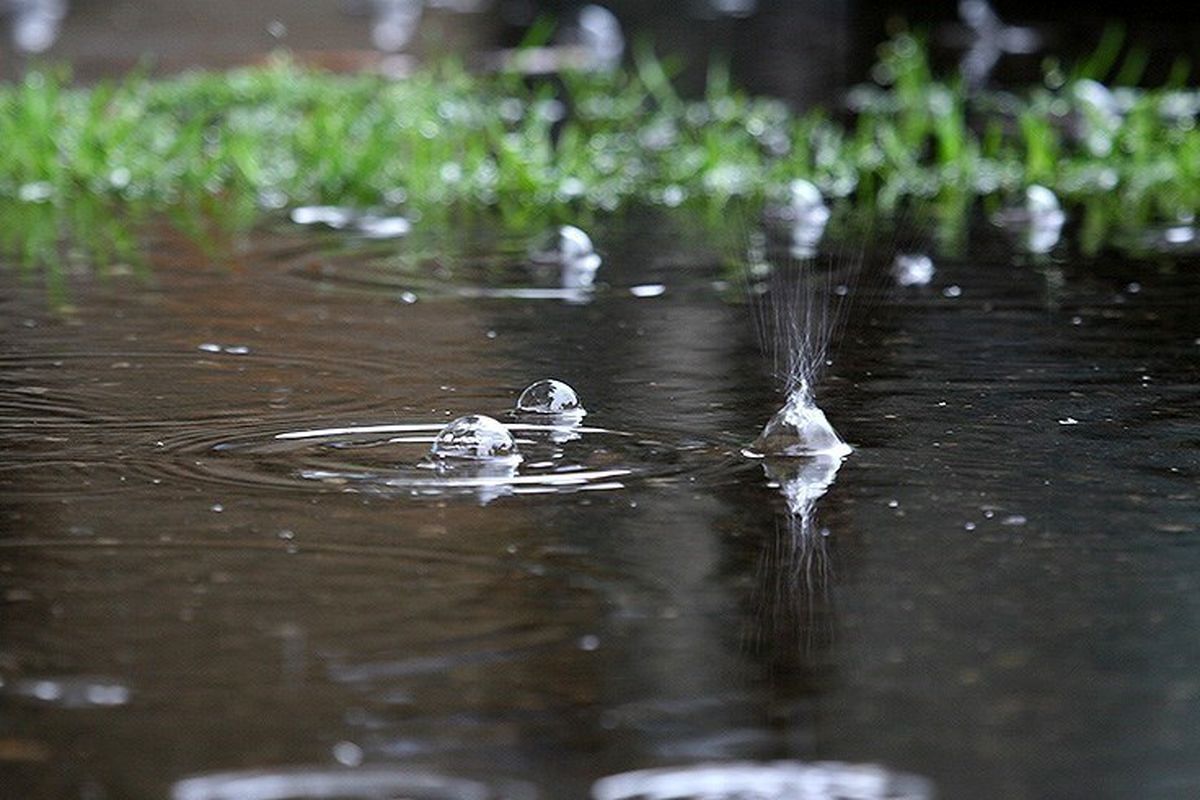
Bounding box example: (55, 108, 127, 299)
(744, 181, 854, 466)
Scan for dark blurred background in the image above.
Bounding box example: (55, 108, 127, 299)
(1, 1, 1198, 99)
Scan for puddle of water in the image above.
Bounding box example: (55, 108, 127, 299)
(2, 209, 1200, 800)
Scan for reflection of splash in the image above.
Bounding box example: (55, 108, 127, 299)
(592, 760, 934, 800)
(748, 455, 844, 672)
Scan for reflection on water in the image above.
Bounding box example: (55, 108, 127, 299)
(3, 210, 1200, 799)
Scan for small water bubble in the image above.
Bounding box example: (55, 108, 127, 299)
(578, 634, 601, 651)
(892, 254, 935, 287)
(942, 285, 963, 298)
(1125, 282, 1142, 294)
(485, 330, 498, 340)
(629, 284, 666, 298)
(332, 741, 364, 767)
(211, 503, 224, 513)
(430, 415, 519, 460)
(1001, 514, 1027, 526)
(516, 379, 585, 416)
(267, 19, 287, 39)
(964, 522, 977, 531)
(399, 291, 418, 304)
(223, 345, 250, 355)
(1058, 417, 1080, 425)
(277, 530, 295, 541)
(887, 499, 900, 508)
(197, 343, 222, 353)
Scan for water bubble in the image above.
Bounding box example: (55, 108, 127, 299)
(430, 415, 519, 461)
(516, 379, 585, 416)
(751, 395, 851, 458)
(892, 254, 935, 287)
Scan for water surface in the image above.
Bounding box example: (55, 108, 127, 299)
(1, 211, 1198, 798)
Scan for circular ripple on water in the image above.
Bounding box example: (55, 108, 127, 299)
(172, 767, 537, 800)
(144, 418, 745, 500)
(591, 761, 934, 800)
(0, 350, 407, 430)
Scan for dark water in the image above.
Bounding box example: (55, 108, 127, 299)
(2, 210, 1199, 799)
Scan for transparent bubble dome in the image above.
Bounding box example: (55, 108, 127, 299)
(516, 379, 586, 416)
(430, 415, 520, 461)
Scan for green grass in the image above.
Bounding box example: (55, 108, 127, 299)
(1, 30, 1198, 273)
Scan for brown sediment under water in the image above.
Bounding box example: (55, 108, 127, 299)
(1, 210, 1199, 799)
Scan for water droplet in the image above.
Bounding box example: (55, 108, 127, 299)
(516, 379, 585, 416)
(892, 254, 935, 287)
(430, 415, 519, 460)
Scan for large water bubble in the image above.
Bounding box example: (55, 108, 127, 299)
(429, 415, 520, 461)
(750, 395, 851, 458)
(516, 379, 586, 416)
(787, 179, 831, 226)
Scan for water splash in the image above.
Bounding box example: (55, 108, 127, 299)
(748, 391, 850, 459)
(743, 232, 852, 460)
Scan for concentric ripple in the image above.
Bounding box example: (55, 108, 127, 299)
(172, 767, 537, 800)
(591, 761, 934, 800)
(144, 417, 744, 500)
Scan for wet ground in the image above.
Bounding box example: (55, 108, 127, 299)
(1, 208, 1198, 798)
